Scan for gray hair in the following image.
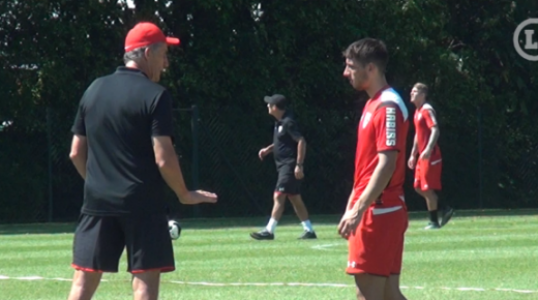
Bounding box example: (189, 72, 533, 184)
(123, 42, 163, 64)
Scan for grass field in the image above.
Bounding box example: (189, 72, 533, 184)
(1, 210, 538, 300)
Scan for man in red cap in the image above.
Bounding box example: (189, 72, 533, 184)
(67, 22, 217, 300)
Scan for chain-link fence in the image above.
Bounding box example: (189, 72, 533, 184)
(1, 105, 537, 224)
(0, 108, 50, 223)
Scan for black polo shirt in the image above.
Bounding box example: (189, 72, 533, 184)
(273, 110, 303, 169)
(71, 66, 174, 216)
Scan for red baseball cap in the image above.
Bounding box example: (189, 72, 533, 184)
(124, 22, 180, 52)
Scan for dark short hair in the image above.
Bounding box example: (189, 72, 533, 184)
(343, 38, 389, 73)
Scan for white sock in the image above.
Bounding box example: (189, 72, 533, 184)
(266, 218, 278, 233)
(301, 220, 313, 232)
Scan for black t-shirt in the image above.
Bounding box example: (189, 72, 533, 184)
(71, 67, 174, 216)
(273, 111, 303, 169)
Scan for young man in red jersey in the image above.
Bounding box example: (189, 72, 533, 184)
(408, 82, 454, 229)
(338, 38, 409, 300)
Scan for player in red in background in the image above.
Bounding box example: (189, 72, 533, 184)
(408, 82, 454, 230)
(338, 38, 409, 300)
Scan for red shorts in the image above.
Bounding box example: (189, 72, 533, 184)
(414, 157, 442, 191)
(346, 202, 408, 277)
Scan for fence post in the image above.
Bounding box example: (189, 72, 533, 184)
(46, 107, 53, 222)
(191, 104, 200, 218)
(477, 106, 483, 209)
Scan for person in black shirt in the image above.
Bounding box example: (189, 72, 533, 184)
(250, 94, 317, 240)
(67, 22, 217, 300)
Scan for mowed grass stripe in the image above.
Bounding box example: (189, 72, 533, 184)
(0, 247, 71, 261)
(1, 229, 537, 251)
(406, 232, 538, 243)
(1, 213, 538, 300)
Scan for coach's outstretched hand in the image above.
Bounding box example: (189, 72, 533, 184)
(179, 190, 218, 205)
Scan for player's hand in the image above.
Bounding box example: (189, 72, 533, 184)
(419, 148, 432, 160)
(258, 148, 269, 161)
(337, 210, 362, 239)
(179, 190, 218, 205)
(294, 165, 304, 179)
(407, 156, 416, 169)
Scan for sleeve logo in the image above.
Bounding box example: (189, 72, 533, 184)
(386, 107, 397, 146)
(428, 110, 437, 125)
(361, 112, 372, 128)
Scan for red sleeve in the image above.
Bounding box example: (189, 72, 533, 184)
(423, 108, 438, 128)
(373, 104, 405, 152)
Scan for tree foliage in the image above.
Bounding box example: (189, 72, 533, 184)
(1, 0, 537, 221)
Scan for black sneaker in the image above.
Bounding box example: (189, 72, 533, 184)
(298, 230, 317, 240)
(441, 207, 455, 227)
(250, 229, 274, 240)
(424, 222, 441, 230)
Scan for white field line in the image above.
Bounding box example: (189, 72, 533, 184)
(310, 243, 343, 251)
(0, 275, 536, 294)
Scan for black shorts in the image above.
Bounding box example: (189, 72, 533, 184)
(72, 213, 175, 274)
(275, 165, 302, 195)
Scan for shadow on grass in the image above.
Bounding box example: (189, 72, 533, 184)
(1, 209, 538, 235)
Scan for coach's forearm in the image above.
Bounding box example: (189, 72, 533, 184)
(157, 156, 189, 200)
(69, 137, 87, 180)
(296, 138, 306, 164)
(351, 152, 397, 214)
(70, 157, 87, 180)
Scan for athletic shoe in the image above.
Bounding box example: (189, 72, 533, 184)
(298, 230, 317, 239)
(250, 229, 274, 240)
(424, 222, 441, 230)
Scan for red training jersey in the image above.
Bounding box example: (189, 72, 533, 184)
(413, 103, 441, 159)
(351, 86, 409, 207)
